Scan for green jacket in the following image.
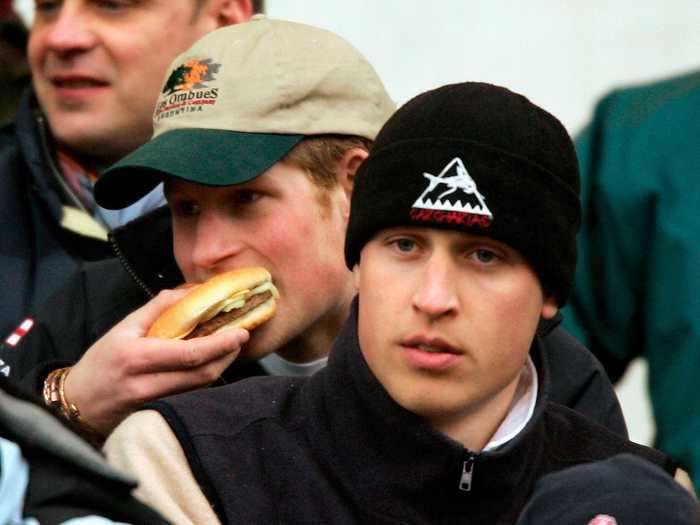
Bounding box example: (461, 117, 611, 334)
(563, 70, 700, 488)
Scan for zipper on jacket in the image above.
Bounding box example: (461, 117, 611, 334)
(458, 453, 476, 492)
(109, 234, 155, 298)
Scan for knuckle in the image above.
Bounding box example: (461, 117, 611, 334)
(123, 379, 152, 405)
(198, 364, 223, 385)
(119, 349, 147, 376)
(180, 345, 203, 369)
(155, 289, 177, 302)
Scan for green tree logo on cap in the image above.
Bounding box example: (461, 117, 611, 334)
(162, 58, 221, 95)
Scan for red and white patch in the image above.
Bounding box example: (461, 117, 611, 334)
(5, 318, 34, 347)
(588, 515, 618, 525)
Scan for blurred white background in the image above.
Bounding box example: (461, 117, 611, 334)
(14, 0, 700, 444)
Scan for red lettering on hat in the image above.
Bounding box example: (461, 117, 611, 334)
(588, 515, 618, 525)
(409, 208, 492, 228)
(5, 318, 34, 347)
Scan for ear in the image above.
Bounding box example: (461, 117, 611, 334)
(352, 263, 361, 292)
(335, 147, 368, 212)
(541, 295, 559, 320)
(212, 0, 253, 27)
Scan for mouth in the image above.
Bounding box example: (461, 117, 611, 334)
(413, 343, 454, 353)
(401, 335, 461, 355)
(50, 75, 109, 89)
(399, 335, 462, 370)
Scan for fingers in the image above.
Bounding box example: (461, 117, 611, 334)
(674, 468, 697, 497)
(136, 349, 241, 399)
(135, 327, 250, 373)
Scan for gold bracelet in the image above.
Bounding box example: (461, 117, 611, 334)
(43, 366, 103, 444)
(42, 367, 65, 411)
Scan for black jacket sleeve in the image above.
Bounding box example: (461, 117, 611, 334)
(540, 320, 628, 438)
(0, 258, 150, 395)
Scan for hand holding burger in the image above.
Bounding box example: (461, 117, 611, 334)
(61, 268, 277, 435)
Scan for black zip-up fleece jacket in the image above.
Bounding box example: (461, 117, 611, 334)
(1, 195, 627, 439)
(151, 302, 672, 525)
(0, 89, 111, 341)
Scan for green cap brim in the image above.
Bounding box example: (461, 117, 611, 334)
(95, 129, 304, 209)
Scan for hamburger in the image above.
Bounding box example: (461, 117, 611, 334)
(147, 267, 279, 339)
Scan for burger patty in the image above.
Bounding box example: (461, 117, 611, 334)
(185, 291, 273, 339)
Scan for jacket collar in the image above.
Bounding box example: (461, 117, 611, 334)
(305, 298, 551, 523)
(13, 88, 65, 224)
(108, 206, 182, 295)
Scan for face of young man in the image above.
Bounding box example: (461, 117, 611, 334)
(166, 161, 356, 363)
(29, 0, 244, 164)
(355, 227, 558, 447)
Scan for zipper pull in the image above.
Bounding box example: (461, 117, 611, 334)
(459, 456, 475, 492)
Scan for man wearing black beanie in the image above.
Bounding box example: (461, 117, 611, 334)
(104, 82, 688, 524)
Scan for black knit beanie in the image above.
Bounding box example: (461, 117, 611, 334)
(344, 82, 581, 305)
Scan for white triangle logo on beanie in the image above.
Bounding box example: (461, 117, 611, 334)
(412, 158, 493, 219)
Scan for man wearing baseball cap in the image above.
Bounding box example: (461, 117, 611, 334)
(104, 81, 682, 524)
(5, 15, 394, 437)
(8, 18, 625, 448)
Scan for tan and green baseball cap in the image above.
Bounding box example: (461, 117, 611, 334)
(95, 15, 395, 210)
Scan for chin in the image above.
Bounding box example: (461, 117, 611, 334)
(388, 380, 468, 418)
(240, 326, 282, 361)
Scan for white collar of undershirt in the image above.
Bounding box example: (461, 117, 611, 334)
(259, 352, 328, 377)
(482, 356, 538, 452)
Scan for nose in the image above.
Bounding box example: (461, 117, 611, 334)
(411, 254, 459, 320)
(43, 5, 97, 57)
(190, 211, 245, 273)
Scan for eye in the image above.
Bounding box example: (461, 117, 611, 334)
(170, 200, 200, 218)
(387, 237, 418, 254)
(35, 0, 60, 14)
(470, 248, 499, 264)
(231, 190, 262, 206)
(95, 0, 130, 11)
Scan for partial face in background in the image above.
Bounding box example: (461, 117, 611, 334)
(28, 0, 233, 163)
(355, 227, 557, 433)
(166, 161, 355, 361)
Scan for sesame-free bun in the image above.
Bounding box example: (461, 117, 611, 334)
(147, 267, 277, 339)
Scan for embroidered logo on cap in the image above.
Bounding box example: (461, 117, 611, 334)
(162, 58, 220, 95)
(155, 58, 221, 121)
(410, 157, 492, 228)
(588, 515, 618, 525)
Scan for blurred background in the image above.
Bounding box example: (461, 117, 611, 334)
(9, 0, 700, 444)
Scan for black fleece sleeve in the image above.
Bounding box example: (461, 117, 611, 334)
(542, 325, 628, 438)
